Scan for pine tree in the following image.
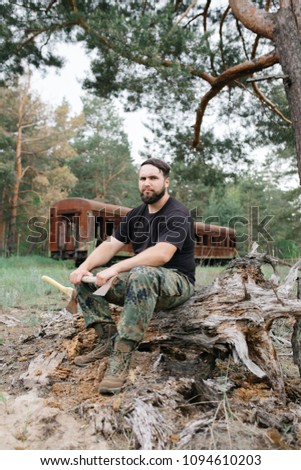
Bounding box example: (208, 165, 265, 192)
(70, 96, 138, 206)
(1, 1, 299, 179)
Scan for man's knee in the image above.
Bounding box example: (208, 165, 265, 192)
(126, 267, 161, 299)
(130, 266, 153, 273)
(129, 266, 161, 285)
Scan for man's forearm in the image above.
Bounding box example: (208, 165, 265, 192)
(80, 240, 121, 271)
(112, 243, 176, 274)
(93, 244, 174, 286)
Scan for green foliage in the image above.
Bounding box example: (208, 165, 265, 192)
(0, 0, 287, 162)
(69, 96, 139, 206)
(142, 115, 249, 212)
(0, 2, 64, 78)
(203, 175, 301, 259)
(0, 81, 81, 255)
(0, 0, 300, 263)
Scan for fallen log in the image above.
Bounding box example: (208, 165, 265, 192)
(18, 244, 301, 449)
(140, 244, 301, 403)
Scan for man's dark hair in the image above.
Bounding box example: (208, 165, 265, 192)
(140, 158, 171, 177)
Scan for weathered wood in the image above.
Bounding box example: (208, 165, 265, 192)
(125, 398, 173, 450)
(20, 350, 66, 388)
(141, 244, 301, 403)
(15, 244, 301, 450)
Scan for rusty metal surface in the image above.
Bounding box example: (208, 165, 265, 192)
(49, 198, 237, 263)
(50, 197, 132, 215)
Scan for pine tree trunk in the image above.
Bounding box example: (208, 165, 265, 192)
(7, 79, 29, 255)
(274, 6, 301, 182)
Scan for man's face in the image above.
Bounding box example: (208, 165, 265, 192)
(138, 164, 169, 204)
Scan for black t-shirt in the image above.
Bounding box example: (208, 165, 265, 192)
(113, 197, 196, 284)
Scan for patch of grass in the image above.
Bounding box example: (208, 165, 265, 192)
(195, 265, 225, 287)
(0, 255, 74, 310)
(1, 257, 227, 310)
(3, 256, 291, 311)
(261, 264, 290, 283)
(195, 263, 294, 291)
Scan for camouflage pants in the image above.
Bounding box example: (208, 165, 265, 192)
(76, 266, 195, 343)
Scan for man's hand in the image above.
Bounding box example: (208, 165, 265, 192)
(95, 266, 119, 286)
(69, 267, 94, 285)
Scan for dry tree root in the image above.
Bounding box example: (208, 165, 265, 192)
(142, 243, 301, 403)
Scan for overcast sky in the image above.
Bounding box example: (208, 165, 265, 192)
(31, 43, 151, 163)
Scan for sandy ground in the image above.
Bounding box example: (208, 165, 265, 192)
(2, 301, 301, 451)
(0, 305, 112, 450)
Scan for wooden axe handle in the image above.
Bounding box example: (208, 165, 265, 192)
(41, 274, 97, 300)
(81, 275, 97, 283)
(41, 275, 74, 299)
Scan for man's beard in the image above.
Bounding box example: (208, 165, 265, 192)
(140, 186, 166, 204)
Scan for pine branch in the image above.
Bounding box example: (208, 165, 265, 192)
(219, 6, 231, 73)
(192, 50, 279, 148)
(246, 74, 289, 82)
(175, 0, 198, 25)
(251, 80, 291, 124)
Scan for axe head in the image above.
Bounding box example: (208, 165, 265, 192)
(93, 276, 117, 296)
(66, 289, 78, 314)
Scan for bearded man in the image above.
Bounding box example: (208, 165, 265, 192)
(69, 158, 195, 394)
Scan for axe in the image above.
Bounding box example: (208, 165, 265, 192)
(41, 275, 115, 314)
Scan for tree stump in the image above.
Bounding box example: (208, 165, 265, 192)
(140, 244, 301, 403)
(22, 244, 301, 449)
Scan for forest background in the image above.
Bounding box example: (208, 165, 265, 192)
(1, 0, 301, 261)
